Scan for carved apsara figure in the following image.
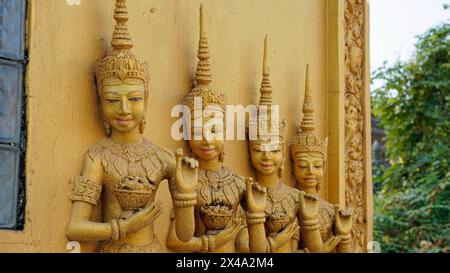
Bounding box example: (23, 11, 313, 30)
(289, 65, 353, 253)
(244, 38, 345, 253)
(243, 36, 302, 253)
(166, 5, 247, 253)
(65, 0, 197, 253)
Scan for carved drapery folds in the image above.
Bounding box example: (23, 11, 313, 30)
(344, 0, 367, 252)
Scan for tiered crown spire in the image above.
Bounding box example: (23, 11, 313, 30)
(290, 65, 328, 156)
(182, 4, 225, 113)
(195, 4, 213, 87)
(259, 35, 273, 106)
(250, 35, 286, 144)
(95, 0, 149, 97)
(111, 0, 133, 51)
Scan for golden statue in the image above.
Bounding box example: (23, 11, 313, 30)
(65, 0, 197, 253)
(289, 64, 353, 253)
(166, 4, 247, 253)
(244, 36, 301, 253)
(244, 37, 344, 253)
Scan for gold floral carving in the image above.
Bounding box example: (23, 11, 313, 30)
(344, 0, 367, 252)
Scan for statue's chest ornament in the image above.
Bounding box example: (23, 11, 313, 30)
(265, 184, 296, 234)
(197, 167, 238, 231)
(102, 140, 163, 180)
(100, 139, 164, 212)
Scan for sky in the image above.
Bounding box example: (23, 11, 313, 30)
(370, 0, 450, 72)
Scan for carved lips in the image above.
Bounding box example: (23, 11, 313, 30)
(199, 146, 215, 155)
(115, 116, 133, 127)
(302, 176, 318, 186)
(259, 162, 274, 170)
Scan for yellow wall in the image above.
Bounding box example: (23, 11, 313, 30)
(0, 0, 358, 252)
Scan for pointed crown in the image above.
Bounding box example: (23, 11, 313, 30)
(95, 0, 149, 98)
(249, 35, 286, 144)
(181, 4, 226, 113)
(290, 64, 328, 157)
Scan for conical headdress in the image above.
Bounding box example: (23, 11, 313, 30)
(95, 0, 149, 99)
(290, 65, 328, 157)
(181, 4, 225, 113)
(249, 35, 286, 144)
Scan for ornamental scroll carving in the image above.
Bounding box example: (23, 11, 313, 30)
(344, 0, 367, 252)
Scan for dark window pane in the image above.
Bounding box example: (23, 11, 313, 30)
(0, 0, 25, 60)
(0, 59, 23, 143)
(0, 144, 19, 228)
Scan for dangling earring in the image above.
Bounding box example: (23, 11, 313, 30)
(139, 118, 146, 134)
(278, 165, 284, 178)
(316, 182, 322, 193)
(219, 151, 225, 162)
(104, 120, 112, 137)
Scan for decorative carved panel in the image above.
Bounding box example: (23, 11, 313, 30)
(344, 0, 367, 252)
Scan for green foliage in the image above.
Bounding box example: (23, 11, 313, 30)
(372, 20, 450, 252)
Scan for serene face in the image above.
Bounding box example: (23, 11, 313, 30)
(293, 152, 325, 190)
(188, 113, 225, 162)
(100, 81, 146, 134)
(250, 140, 284, 177)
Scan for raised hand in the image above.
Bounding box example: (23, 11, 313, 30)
(121, 201, 163, 235)
(175, 148, 198, 194)
(298, 191, 319, 223)
(245, 177, 267, 214)
(272, 221, 300, 248)
(334, 205, 352, 236)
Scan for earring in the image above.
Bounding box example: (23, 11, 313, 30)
(104, 120, 112, 137)
(139, 118, 146, 134)
(278, 165, 284, 178)
(219, 151, 225, 162)
(316, 182, 322, 193)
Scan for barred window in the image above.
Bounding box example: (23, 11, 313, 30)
(0, 0, 26, 230)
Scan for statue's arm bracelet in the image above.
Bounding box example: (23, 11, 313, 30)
(70, 176, 102, 206)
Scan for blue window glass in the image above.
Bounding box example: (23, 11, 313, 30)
(0, 144, 19, 228)
(0, 60, 23, 144)
(0, 0, 26, 229)
(0, 0, 26, 60)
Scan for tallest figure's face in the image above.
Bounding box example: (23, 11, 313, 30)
(100, 80, 146, 134)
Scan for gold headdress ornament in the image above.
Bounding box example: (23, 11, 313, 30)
(95, 0, 149, 99)
(181, 4, 226, 113)
(290, 64, 328, 157)
(249, 35, 286, 144)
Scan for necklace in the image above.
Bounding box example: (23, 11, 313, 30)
(267, 183, 284, 203)
(199, 167, 233, 190)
